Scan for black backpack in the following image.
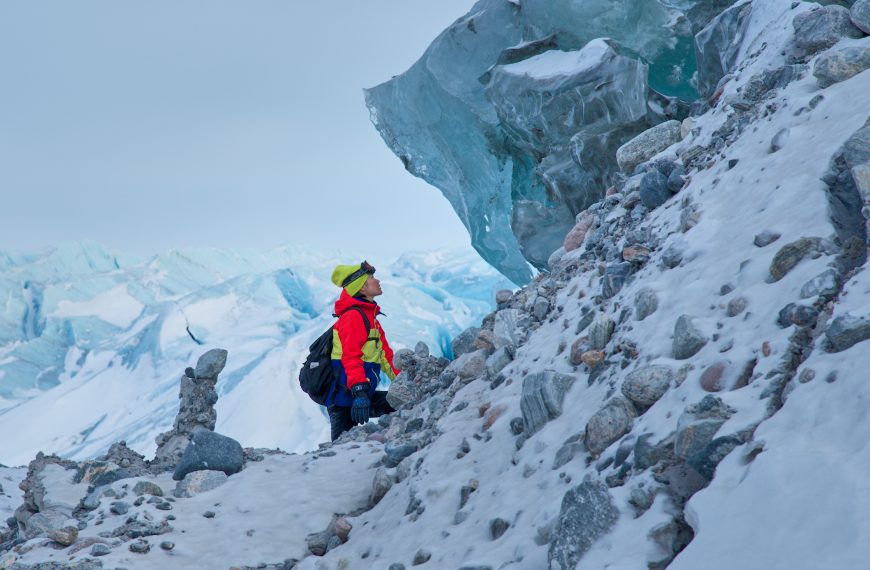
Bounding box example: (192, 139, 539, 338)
(299, 307, 371, 405)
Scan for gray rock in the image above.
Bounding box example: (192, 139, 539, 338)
(451, 326, 480, 359)
(585, 397, 637, 456)
(493, 309, 526, 351)
(47, 525, 78, 546)
(132, 481, 164, 497)
(110, 501, 129, 515)
(695, 1, 753, 98)
(552, 433, 585, 470)
(485, 347, 513, 377)
(634, 434, 673, 470)
(639, 170, 670, 209)
(388, 564, 406, 570)
(194, 348, 228, 379)
(769, 238, 818, 282)
(91, 543, 111, 556)
(622, 365, 674, 407)
(628, 485, 656, 514)
(687, 434, 743, 480)
(371, 468, 394, 506)
(793, 5, 863, 55)
(160, 541, 175, 551)
(616, 121, 682, 174)
(742, 65, 805, 102)
(496, 289, 514, 305)
(129, 539, 151, 554)
(675, 396, 734, 459)
(814, 46, 870, 88)
(306, 530, 331, 556)
(602, 262, 632, 299)
(726, 297, 748, 318)
(414, 341, 430, 358)
(548, 246, 568, 270)
(667, 165, 687, 194)
(393, 349, 415, 371)
(532, 296, 551, 321)
(587, 316, 615, 350)
(800, 269, 841, 299)
(520, 372, 577, 435)
(457, 349, 488, 381)
(490, 517, 510, 540)
(548, 481, 620, 570)
(173, 470, 229, 498)
(386, 373, 420, 410)
(853, 0, 870, 34)
(673, 315, 708, 360)
(413, 549, 432, 565)
(662, 240, 686, 269)
(778, 303, 820, 328)
(326, 535, 342, 552)
(173, 430, 244, 481)
(384, 440, 418, 468)
(635, 289, 658, 321)
(23, 509, 71, 540)
(826, 314, 870, 352)
(753, 230, 781, 247)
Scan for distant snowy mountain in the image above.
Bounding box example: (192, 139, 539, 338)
(0, 242, 513, 466)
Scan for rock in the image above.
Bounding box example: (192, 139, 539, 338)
(47, 525, 78, 546)
(371, 468, 394, 506)
(628, 485, 656, 514)
(451, 327, 480, 359)
(486, 347, 513, 377)
(548, 247, 567, 269)
(680, 202, 702, 232)
(129, 539, 151, 554)
(307, 530, 331, 556)
(639, 170, 670, 209)
(386, 374, 420, 410)
(742, 65, 805, 102)
(490, 518, 510, 540)
(622, 365, 674, 407)
(414, 341, 430, 358)
(564, 213, 596, 252)
(778, 303, 820, 328)
(532, 296, 551, 320)
(173, 470, 229, 498)
(553, 433, 585, 470)
(675, 396, 734, 459)
(623, 245, 651, 264)
(194, 348, 228, 379)
(548, 481, 619, 570)
(814, 46, 870, 88)
(585, 397, 637, 456)
(393, 349, 416, 371)
(770, 127, 790, 153)
(687, 434, 743, 480)
(493, 309, 526, 351)
(160, 541, 175, 551)
(726, 297, 748, 317)
(496, 290, 514, 305)
(793, 5, 862, 55)
(667, 164, 687, 194)
(581, 350, 606, 368)
(635, 289, 658, 321)
(91, 543, 111, 556)
(457, 349, 488, 381)
(384, 440, 418, 468)
(587, 316, 615, 350)
(826, 314, 870, 352)
(754, 230, 781, 247)
(326, 535, 342, 552)
(602, 262, 632, 299)
(616, 121, 682, 174)
(110, 501, 129, 515)
(634, 434, 673, 470)
(133, 481, 164, 497)
(388, 565, 406, 570)
(853, 0, 870, 33)
(769, 238, 818, 282)
(23, 509, 73, 540)
(520, 372, 577, 435)
(699, 361, 727, 392)
(413, 549, 432, 565)
(173, 430, 244, 481)
(800, 269, 841, 299)
(673, 315, 708, 360)
(661, 241, 685, 268)
(510, 417, 524, 436)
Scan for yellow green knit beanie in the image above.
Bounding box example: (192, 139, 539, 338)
(331, 263, 370, 297)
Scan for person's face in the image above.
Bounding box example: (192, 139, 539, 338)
(359, 275, 382, 298)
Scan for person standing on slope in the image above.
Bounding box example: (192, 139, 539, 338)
(326, 261, 400, 441)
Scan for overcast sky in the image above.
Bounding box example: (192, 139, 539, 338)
(0, 1, 476, 260)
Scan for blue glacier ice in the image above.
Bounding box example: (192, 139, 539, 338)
(365, 0, 746, 283)
(0, 242, 512, 464)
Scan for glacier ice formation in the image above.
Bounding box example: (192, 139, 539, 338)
(365, 0, 748, 283)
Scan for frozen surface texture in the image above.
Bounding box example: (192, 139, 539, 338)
(366, 0, 749, 283)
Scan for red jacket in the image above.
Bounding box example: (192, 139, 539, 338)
(331, 290, 400, 392)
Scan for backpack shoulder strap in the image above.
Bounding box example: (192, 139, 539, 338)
(335, 306, 371, 334)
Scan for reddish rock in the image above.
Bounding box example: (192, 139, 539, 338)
(623, 245, 651, 264)
(564, 213, 596, 252)
(700, 362, 727, 392)
(581, 350, 606, 368)
(569, 338, 587, 365)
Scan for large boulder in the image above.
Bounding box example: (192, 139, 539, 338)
(813, 46, 870, 88)
(173, 430, 244, 481)
(520, 372, 577, 435)
(548, 481, 620, 570)
(585, 396, 637, 456)
(622, 365, 674, 407)
(616, 121, 682, 174)
(793, 5, 863, 55)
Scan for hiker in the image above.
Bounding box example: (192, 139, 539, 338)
(326, 261, 400, 441)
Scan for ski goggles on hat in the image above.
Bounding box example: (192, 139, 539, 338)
(342, 261, 376, 288)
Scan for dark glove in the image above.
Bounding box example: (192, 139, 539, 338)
(350, 383, 371, 425)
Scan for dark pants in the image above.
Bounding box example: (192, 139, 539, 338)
(328, 391, 395, 441)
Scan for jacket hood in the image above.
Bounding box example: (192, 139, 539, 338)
(333, 289, 381, 320)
